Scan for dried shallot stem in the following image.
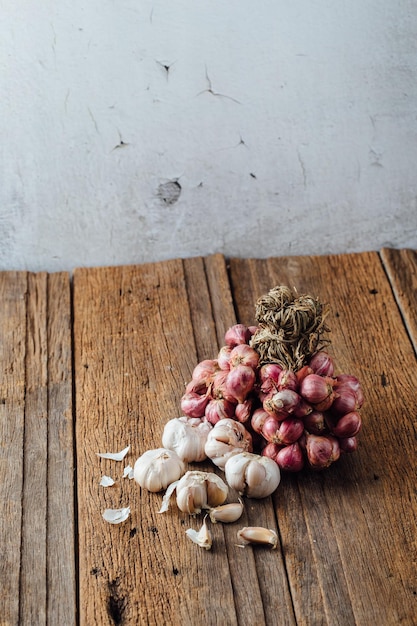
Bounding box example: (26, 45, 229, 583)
(250, 285, 331, 369)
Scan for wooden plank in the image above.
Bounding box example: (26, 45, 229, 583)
(229, 252, 417, 625)
(0, 271, 75, 626)
(73, 257, 297, 625)
(46, 272, 76, 625)
(0, 272, 27, 626)
(380, 247, 417, 355)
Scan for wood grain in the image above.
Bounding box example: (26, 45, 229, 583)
(0, 272, 75, 626)
(380, 247, 417, 355)
(229, 251, 417, 625)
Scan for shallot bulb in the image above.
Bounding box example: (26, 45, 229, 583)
(224, 324, 252, 347)
(162, 416, 213, 462)
(224, 452, 281, 499)
(262, 442, 304, 472)
(217, 345, 232, 370)
(263, 389, 300, 418)
(204, 418, 253, 469)
(205, 398, 236, 425)
(308, 351, 335, 377)
(225, 364, 256, 404)
(300, 374, 334, 405)
(305, 434, 340, 470)
(329, 411, 362, 438)
(229, 344, 260, 370)
(261, 416, 304, 445)
(181, 391, 210, 418)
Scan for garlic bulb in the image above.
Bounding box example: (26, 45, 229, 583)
(224, 452, 281, 499)
(176, 470, 228, 514)
(133, 448, 185, 492)
(204, 418, 253, 470)
(162, 416, 213, 462)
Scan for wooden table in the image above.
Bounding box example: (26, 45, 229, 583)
(1, 249, 417, 626)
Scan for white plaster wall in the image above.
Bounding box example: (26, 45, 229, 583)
(1, 0, 417, 271)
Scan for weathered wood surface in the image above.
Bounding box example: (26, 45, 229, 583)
(0, 272, 75, 626)
(2, 248, 417, 626)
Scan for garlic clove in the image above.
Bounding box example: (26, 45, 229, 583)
(186, 515, 212, 550)
(133, 448, 185, 492)
(237, 526, 278, 549)
(209, 500, 244, 524)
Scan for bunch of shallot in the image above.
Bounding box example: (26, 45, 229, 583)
(176, 285, 364, 474)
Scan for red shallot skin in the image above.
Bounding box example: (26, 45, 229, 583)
(330, 411, 362, 438)
(293, 397, 313, 418)
(261, 442, 284, 463)
(224, 324, 252, 347)
(339, 436, 358, 453)
(278, 369, 298, 391)
(225, 364, 256, 404)
(303, 410, 328, 435)
(330, 388, 358, 416)
(295, 365, 314, 385)
(229, 344, 260, 370)
(235, 397, 254, 424)
(251, 407, 270, 434)
(192, 359, 219, 385)
(217, 345, 232, 370)
(263, 389, 300, 418)
(334, 375, 364, 409)
(181, 391, 210, 418)
(275, 417, 305, 445)
(305, 434, 340, 469)
(261, 415, 282, 443)
(276, 442, 305, 472)
(308, 351, 335, 377)
(204, 398, 236, 425)
(300, 374, 334, 405)
(259, 363, 283, 387)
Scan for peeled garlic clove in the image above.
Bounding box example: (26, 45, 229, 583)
(133, 448, 185, 492)
(224, 452, 281, 499)
(209, 500, 244, 523)
(162, 416, 213, 462)
(204, 418, 253, 470)
(237, 526, 278, 549)
(186, 515, 212, 550)
(176, 470, 228, 514)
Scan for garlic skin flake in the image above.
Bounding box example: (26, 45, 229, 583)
(134, 448, 185, 493)
(100, 475, 115, 487)
(102, 507, 130, 524)
(176, 470, 228, 514)
(224, 452, 281, 499)
(96, 445, 130, 461)
(204, 418, 253, 470)
(186, 516, 212, 550)
(162, 416, 212, 462)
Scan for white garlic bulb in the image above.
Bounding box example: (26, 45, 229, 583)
(204, 418, 253, 470)
(224, 452, 281, 499)
(176, 470, 228, 514)
(133, 448, 185, 492)
(162, 416, 213, 462)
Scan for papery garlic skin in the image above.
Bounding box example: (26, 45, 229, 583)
(224, 452, 281, 499)
(133, 448, 185, 492)
(204, 418, 253, 470)
(186, 515, 212, 550)
(162, 416, 213, 462)
(176, 470, 228, 514)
